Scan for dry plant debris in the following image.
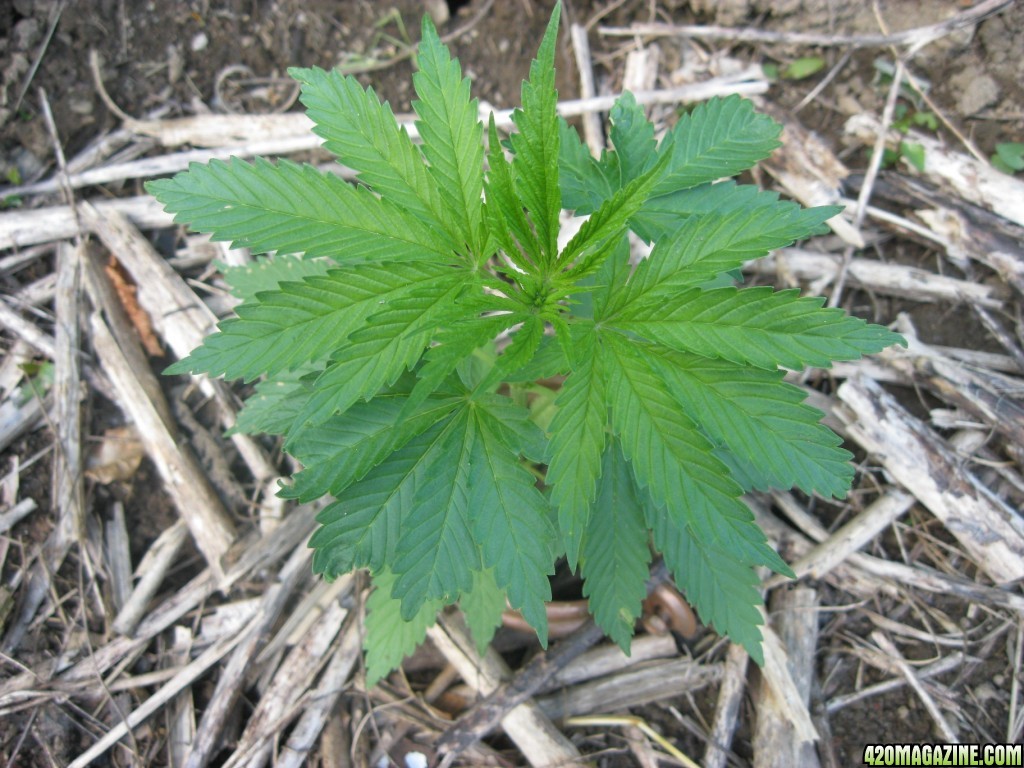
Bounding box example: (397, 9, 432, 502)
(1, 1, 1023, 766)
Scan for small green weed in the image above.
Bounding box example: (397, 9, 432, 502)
(992, 142, 1024, 174)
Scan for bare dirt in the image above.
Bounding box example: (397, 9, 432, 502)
(1, 0, 1022, 765)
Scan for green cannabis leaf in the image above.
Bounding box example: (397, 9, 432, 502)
(148, 2, 904, 675)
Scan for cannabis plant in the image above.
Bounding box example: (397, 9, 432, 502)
(149, 5, 902, 682)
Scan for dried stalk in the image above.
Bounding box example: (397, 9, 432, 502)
(826, 653, 965, 713)
(66, 624, 248, 768)
(882, 321, 1024, 451)
(870, 631, 959, 743)
(851, 172, 1024, 298)
(754, 589, 821, 768)
(83, 263, 237, 574)
(758, 619, 819, 745)
(837, 375, 1024, 583)
(51, 240, 85, 545)
(274, 615, 364, 768)
(428, 613, 581, 768)
(5, 74, 767, 208)
(0, 505, 317, 711)
(0, 498, 37, 535)
(0, 537, 65, 653)
(0, 239, 85, 653)
(4, 133, 325, 199)
(0, 395, 45, 455)
(570, 23, 603, 157)
(111, 521, 188, 635)
(104, 501, 133, 613)
(436, 561, 671, 761)
(849, 554, 1024, 615)
(767, 490, 1024, 614)
(166, 626, 197, 768)
(779, 491, 916, 583)
(704, 643, 750, 768)
(537, 657, 724, 721)
(597, 0, 1012, 51)
(0, 298, 58, 359)
(543, 633, 678, 690)
(220, 600, 349, 768)
(747, 248, 1003, 308)
(0, 196, 171, 250)
(846, 113, 1024, 229)
(183, 542, 317, 768)
(758, 105, 863, 248)
(82, 203, 276, 485)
